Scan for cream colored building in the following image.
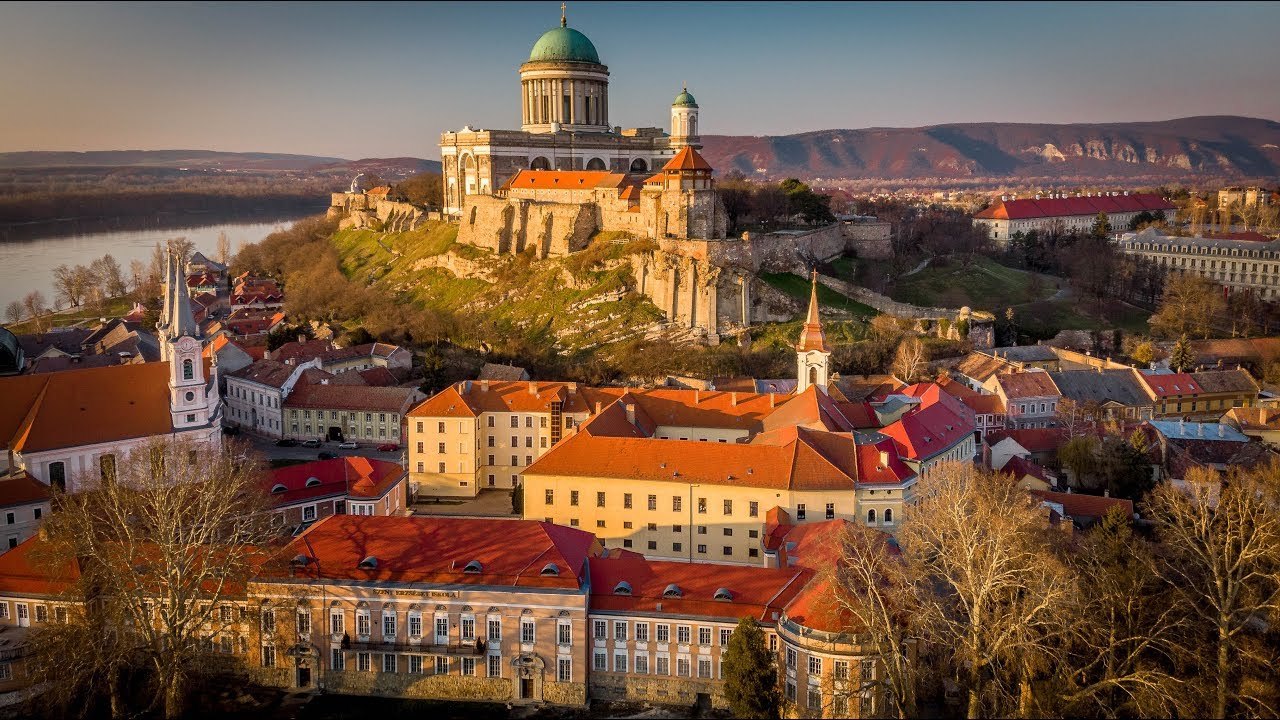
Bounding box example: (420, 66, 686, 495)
(1118, 227, 1280, 298)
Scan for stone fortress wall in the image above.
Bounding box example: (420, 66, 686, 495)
(327, 192, 441, 232)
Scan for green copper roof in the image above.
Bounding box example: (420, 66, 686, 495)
(528, 26, 601, 64)
(673, 88, 698, 108)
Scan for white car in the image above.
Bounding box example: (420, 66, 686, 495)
(337, 441, 358, 449)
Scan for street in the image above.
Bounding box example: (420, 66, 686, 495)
(235, 431, 406, 466)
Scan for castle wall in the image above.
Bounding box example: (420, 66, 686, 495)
(841, 220, 893, 259)
(458, 196, 596, 258)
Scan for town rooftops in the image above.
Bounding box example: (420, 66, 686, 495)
(989, 345, 1058, 363)
(662, 146, 713, 172)
(985, 428, 1067, 454)
(228, 359, 300, 389)
(0, 472, 51, 508)
(1030, 490, 1134, 525)
(284, 381, 419, 413)
(974, 193, 1174, 220)
(262, 515, 598, 591)
(995, 371, 1060, 399)
(1190, 368, 1258, 395)
(264, 457, 405, 506)
(587, 555, 809, 623)
(0, 537, 81, 596)
(477, 362, 531, 382)
(877, 390, 975, 462)
(1048, 369, 1150, 407)
(0, 361, 190, 455)
(954, 351, 1020, 384)
(1148, 420, 1248, 443)
(1139, 372, 1200, 398)
(1223, 406, 1280, 434)
(961, 394, 1005, 415)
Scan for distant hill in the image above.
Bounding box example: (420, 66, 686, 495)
(0, 150, 440, 177)
(699, 116, 1280, 183)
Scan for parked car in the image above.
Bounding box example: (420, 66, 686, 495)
(318, 451, 336, 460)
(338, 441, 358, 449)
(275, 438, 297, 447)
(301, 439, 321, 448)
(377, 443, 399, 452)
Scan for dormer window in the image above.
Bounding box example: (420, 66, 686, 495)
(358, 556, 378, 570)
(271, 484, 287, 494)
(463, 560, 483, 574)
(290, 554, 311, 567)
(540, 563, 560, 576)
(613, 581, 632, 596)
(712, 588, 733, 602)
(305, 477, 321, 488)
(662, 584, 683, 598)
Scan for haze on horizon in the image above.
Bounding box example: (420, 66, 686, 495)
(1, 1, 1277, 160)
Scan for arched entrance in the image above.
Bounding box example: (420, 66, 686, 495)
(629, 158, 648, 173)
(511, 654, 545, 702)
(585, 157, 606, 171)
(530, 156, 551, 170)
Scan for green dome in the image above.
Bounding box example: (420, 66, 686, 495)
(528, 26, 601, 64)
(673, 88, 698, 108)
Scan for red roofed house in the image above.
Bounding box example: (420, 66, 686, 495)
(974, 191, 1175, 245)
(0, 473, 51, 553)
(263, 457, 407, 530)
(1138, 371, 1203, 418)
(992, 371, 1062, 429)
(1030, 489, 1134, 530)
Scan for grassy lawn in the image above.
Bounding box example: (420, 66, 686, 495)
(4, 295, 134, 334)
(760, 272, 878, 319)
(889, 256, 1060, 310)
(827, 255, 859, 283)
(1015, 298, 1152, 340)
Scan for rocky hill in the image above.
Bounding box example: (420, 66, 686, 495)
(699, 116, 1280, 183)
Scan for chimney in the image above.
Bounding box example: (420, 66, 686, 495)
(624, 403, 636, 426)
(731, 392, 738, 406)
(528, 381, 537, 395)
(1179, 420, 1185, 436)
(1197, 424, 1204, 437)
(1103, 489, 1110, 497)
(769, 395, 776, 408)
(879, 450, 890, 467)
(694, 390, 701, 404)
(297, 334, 305, 344)
(594, 401, 602, 414)
(480, 380, 489, 392)
(1218, 424, 1225, 438)
(568, 382, 578, 394)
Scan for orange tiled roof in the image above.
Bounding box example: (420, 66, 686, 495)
(1139, 372, 1200, 398)
(284, 381, 417, 414)
(262, 515, 598, 590)
(0, 537, 80, 596)
(0, 362, 182, 454)
(1030, 489, 1133, 521)
(0, 472, 51, 508)
(588, 555, 810, 623)
(662, 146, 713, 172)
(265, 457, 405, 506)
(502, 170, 614, 190)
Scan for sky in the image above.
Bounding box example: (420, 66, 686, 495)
(1, 1, 1278, 160)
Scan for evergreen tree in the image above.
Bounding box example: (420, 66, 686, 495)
(722, 617, 780, 719)
(1091, 211, 1113, 239)
(511, 482, 524, 515)
(1169, 334, 1194, 372)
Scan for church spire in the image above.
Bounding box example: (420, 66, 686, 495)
(796, 269, 829, 353)
(561, 2, 567, 27)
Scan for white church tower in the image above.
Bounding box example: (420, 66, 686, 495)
(158, 248, 219, 432)
(670, 86, 700, 150)
(795, 271, 831, 394)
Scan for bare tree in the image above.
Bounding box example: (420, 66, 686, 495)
(167, 237, 195, 266)
(30, 437, 276, 719)
(52, 263, 85, 308)
(216, 231, 232, 267)
(1148, 465, 1280, 718)
(22, 290, 49, 333)
(891, 335, 927, 383)
(4, 300, 22, 325)
(128, 259, 148, 294)
(93, 254, 128, 298)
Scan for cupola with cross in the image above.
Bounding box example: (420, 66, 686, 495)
(795, 270, 831, 394)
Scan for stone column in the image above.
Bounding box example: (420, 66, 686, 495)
(669, 264, 679, 322)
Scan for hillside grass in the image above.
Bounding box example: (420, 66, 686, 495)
(331, 223, 663, 354)
(759, 272, 879, 320)
(889, 255, 1060, 310)
(5, 295, 134, 334)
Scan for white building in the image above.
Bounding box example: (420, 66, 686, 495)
(224, 359, 321, 438)
(973, 192, 1175, 245)
(1117, 227, 1280, 298)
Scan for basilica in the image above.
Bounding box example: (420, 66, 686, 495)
(440, 9, 702, 216)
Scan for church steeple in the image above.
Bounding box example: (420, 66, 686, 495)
(795, 270, 831, 394)
(159, 245, 217, 433)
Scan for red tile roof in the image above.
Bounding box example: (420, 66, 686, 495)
(974, 193, 1174, 220)
(961, 394, 1005, 415)
(878, 388, 976, 463)
(264, 457, 405, 506)
(996, 371, 1060, 399)
(984, 428, 1067, 453)
(0, 473, 50, 508)
(1000, 456, 1053, 485)
(662, 146, 713, 172)
(0, 537, 80, 596)
(263, 515, 598, 590)
(0, 362, 185, 454)
(588, 556, 809, 622)
(1139, 372, 1201, 398)
(1030, 490, 1133, 521)
(284, 382, 418, 414)
(501, 170, 614, 190)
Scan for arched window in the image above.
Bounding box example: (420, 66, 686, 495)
(530, 156, 551, 170)
(629, 158, 648, 173)
(586, 157, 607, 171)
(867, 509, 877, 524)
(809, 366, 818, 387)
(182, 359, 193, 381)
(884, 508, 893, 523)
(48, 462, 66, 492)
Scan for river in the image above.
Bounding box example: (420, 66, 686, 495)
(0, 212, 317, 311)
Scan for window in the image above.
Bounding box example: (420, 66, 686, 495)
(673, 496, 682, 512)
(383, 612, 396, 639)
(261, 645, 276, 668)
(834, 660, 849, 681)
(490, 655, 504, 678)
(437, 442, 445, 454)
(809, 655, 822, 676)
(35, 605, 48, 623)
(698, 627, 711, 646)
(594, 619, 608, 639)
(861, 658, 876, 681)
(331, 648, 345, 671)
(521, 619, 535, 644)
(786, 647, 798, 669)
(807, 687, 822, 710)
(656, 624, 670, 643)
(797, 503, 806, 520)
(435, 616, 449, 643)
(435, 656, 448, 674)
(558, 621, 572, 647)
(613, 621, 628, 642)
(462, 657, 476, 676)
(261, 608, 276, 633)
(677, 656, 691, 677)
(594, 651, 607, 672)
(861, 694, 874, 716)
(720, 628, 732, 646)
(634, 653, 648, 674)
(408, 655, 423, 674)
(623, 493, 633, 509)
(677, 626, 691, 644)
(697, 544, 707, 554)
(296, 610, 311, 637)
(614, 652, 627, 673)
(834, 696, 849, 717)
(868, 509, 877, 524)
(54, 606, 66, 624)
(673, 542, 682, 552)
(488, 617, 502, 642)
(510, 416, 519, 428)
(597, 491, 606, 508)
(183, 359, 194, 380)
(698, 657, 712, 678)
(648, 495, 657, 510)
(635, 623, 649, 643)
(382, 653, 397, 673)
(656, 655, 670, 676)
(826, 503, 835, 519)
(697, 497, 707, 514)
(749, 501, 759, 518)
(353, 652, 370, 672)
(570, 491, 579, 506)
(885, 508, 894, 524)
(302, 505, 316, 522)
(723, 499, 733, 515)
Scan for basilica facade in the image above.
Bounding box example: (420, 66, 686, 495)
(440, 11, 701, 216)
